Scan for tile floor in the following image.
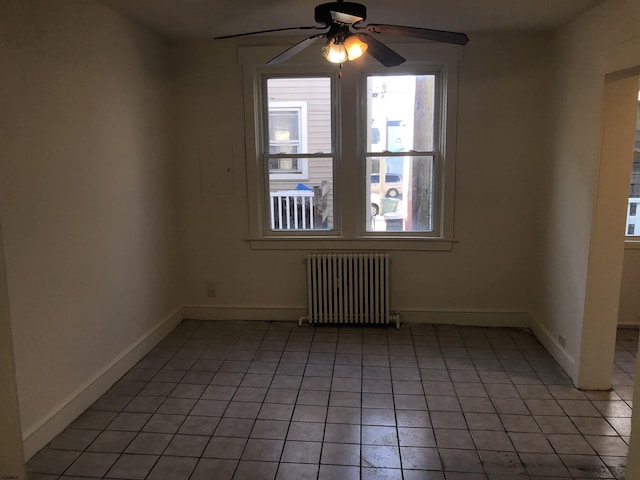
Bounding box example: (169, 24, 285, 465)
(26, 320, 637, 480)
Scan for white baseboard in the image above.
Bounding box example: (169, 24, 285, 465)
(22, 307, 184, 460)
(182, 306, 532, 328)
(617, 320, 640, 327)
(529, 313, 577, 383)
(398, 308, 532, 327)
(182, 304, 306, 322)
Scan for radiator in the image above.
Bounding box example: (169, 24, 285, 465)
(299, 253, 400, 329)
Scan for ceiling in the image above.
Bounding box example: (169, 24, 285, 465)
(100, 0, 604, 39)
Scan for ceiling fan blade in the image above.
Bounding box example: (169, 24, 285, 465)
(215, 26, 325, 40)
(267, 33, 326, 64)
(358, 23, 469, 46)
(356, 33, 405, 67)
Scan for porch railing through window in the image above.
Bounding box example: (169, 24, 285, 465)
(270, 190, 315, 230)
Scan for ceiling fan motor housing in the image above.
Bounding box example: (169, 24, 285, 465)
(315, 2, 367, 25)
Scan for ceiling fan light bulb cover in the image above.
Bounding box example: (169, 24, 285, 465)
(323, 39, 348, 63)
(344, 35, 367, 60)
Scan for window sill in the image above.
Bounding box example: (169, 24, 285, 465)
(624, 239, 640, 250)
(246, 236, 456, 251)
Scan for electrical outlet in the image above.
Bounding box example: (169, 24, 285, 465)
(558, 334, 566, 348)
(206, 281, 216, 298)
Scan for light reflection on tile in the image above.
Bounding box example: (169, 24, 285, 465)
(26, 321, 634, 479)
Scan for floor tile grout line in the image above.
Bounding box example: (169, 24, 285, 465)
(396, 324, 421, 479)
(26, 322, 634, 479)
(152, 322, 229, 480)
(69, 326, 195, 478)
(214, 323, 283, 480)
(59, 327, 196, 480)
(270, 324, 317, 480)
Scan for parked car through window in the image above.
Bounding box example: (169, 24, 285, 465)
(371, 173, 403, 198)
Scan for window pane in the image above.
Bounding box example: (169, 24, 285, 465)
(268, 157, 334, 231)
(366, 75, 436, 153)
(366, 155, 434, 233)
(269, 158, 299, 171)
(269, 110, 300, 143)
(267, 77, 332, 154)
(627, 85, 640, 237)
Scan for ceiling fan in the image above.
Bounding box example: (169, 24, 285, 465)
(215, 0, 469, 67)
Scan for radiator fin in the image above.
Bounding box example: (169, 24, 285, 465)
(301, 253, 399, 328)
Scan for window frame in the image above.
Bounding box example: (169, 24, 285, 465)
(359, 71, 445, 238)
(240, 43, 461, 250)
(624, 88, 640, 242)
(257, 71, 340, 237)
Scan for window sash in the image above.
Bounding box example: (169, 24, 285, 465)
(361, 72, 445, 237)
(364, 153, 440, 235)
(260, 74, 336, 235)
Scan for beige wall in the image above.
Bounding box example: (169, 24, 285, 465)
(0, 223, 25, 480)
(532, 0, 640, 385)
(0, 0, 181, 457)
(171, 33, 550, 319)
(620, 248, 640, 325)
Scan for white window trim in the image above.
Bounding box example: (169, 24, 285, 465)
(239, 43, 462, 250)
(268, 100, 309, 180)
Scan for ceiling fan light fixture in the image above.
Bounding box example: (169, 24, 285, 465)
(344, 34, 367, 60)
(323, 38, 348, 63)
(217, 0, 468, 68)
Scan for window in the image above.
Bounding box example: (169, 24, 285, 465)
(365, 74, 439, 233)
(264, 77, 334, 231)
(268, 102, 307, 177)
(626, 84, 640, 237)
(241, 44, 460, 249)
